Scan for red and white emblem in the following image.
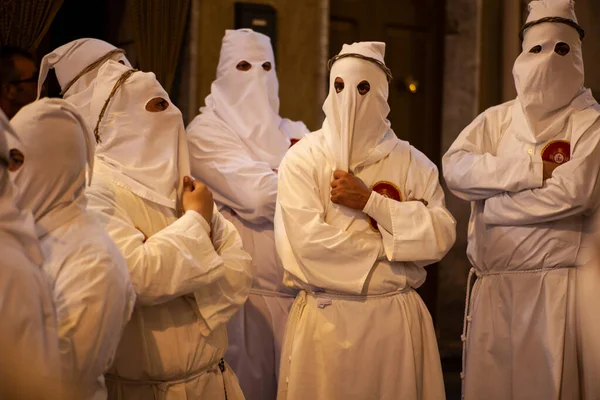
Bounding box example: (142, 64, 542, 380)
(540, 140, 570, 165)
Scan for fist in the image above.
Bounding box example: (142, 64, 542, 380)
(330, 170, 372, 210)
(543, 160, 559, 181)
(182, 176, 214, 223)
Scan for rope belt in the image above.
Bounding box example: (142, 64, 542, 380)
(105, 357, 224, 388)
(250, 288, 296, 298)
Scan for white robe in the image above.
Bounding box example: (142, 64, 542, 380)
(86, 159, 252, 400)
(37, 197, 136, 400)
(275, 130, 456, 400)
(0, 192, 63, 399)
(443, 89, 600, 400)
(187, 114, 307, 400)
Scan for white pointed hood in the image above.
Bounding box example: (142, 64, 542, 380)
(90, 60, 190, 210)
(37, 38, 132, 122)
(9, 99, 95, 236)
(195, 29, 303, 169)
(323, 41, 397, 172)
(0, 110, 43, 264)
(512, 0, 588, 141)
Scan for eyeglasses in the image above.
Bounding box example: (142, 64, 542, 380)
(9, 71, 38, 85)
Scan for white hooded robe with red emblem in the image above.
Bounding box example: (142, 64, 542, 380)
(274, 41, 456, 400)
(443, 1, 600, 398)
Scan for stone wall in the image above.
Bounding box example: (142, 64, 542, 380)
(436, 0, 480, 355)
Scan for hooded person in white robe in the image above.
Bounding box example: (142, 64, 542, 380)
(8, 98, 136, 400)
(274, 41, 456, 400)
(442, 1, 600, 398)
(186, 28, 309, 400)
(0, 110, 68, 399)
(36, 38, 132, 122)
(85, 59, 252, 400)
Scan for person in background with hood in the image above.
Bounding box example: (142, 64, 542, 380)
(8, 98, 136, 399)
(36, 38, 131, 121)
(0, 109, 69, 399)
(443, 0, 600, 398)
(274, 41, 455, 400)
(186, 28, 308, 400)
(86, 60, 252, 399)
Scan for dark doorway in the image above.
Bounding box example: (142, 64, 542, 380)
(35, 0, 133, 97)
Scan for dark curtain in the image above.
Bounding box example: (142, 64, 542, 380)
(0, 0, 64, 52)
(130, 0, 190, 93)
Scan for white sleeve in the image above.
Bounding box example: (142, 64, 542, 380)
(483, 125, 600, 225)
(53, 242, 135, 386)
(192, 209, 253, 336)
(187, 120, 278, 224)
(363, 148, 456, 266)
(275, 150, 382, 295)
(442, 106, 543, 201)
(87, 186, 225, 306)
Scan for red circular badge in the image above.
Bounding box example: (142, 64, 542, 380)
(540, 140, 570, 165)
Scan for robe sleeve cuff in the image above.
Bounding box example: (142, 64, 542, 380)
(184, 210, 211, 234)
(362, 190, 377, 214)
(528, 154, 544, 189)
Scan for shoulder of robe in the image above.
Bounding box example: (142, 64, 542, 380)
(281, 118, 310, 136)
(87, 170, 115, 196)
(478, 99, 515, 125)
(186, 112, 240, 146)
(281, 129, 324, 167)
(59, 220, 127, 269)
(85, 168, 122, 210)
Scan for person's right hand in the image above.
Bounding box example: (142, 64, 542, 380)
(182, 176, 213, 224)
(543, 160, 559, 181)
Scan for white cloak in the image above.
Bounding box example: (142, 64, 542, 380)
(275, 130, 456, 400)
(443, 89, 600, 400)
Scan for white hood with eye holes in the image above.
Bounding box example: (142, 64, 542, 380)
(0, 109, 44, 266)
(9, 99, 95, 228)
(512, 0, 587, 141)
(198, 29, 294, 169)
(323, 42, 398, 172)
(90, 60, 189, 210)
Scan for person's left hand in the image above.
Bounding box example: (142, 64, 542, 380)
(330, 170, 372, 210)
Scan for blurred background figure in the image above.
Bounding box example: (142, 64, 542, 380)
(0, 47, 37, 118)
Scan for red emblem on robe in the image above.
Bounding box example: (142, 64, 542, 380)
(290, 138, 301, 147)
(540, 140, 570, 165)
(368, 181, 402, 232)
